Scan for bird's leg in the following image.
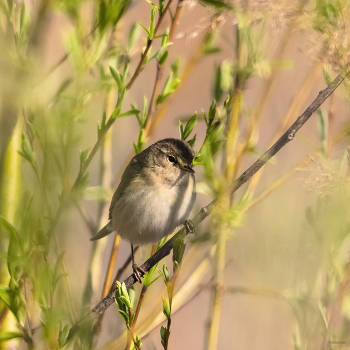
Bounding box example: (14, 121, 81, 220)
(184, 219, 196, 235)
(131, 244, 146, 283)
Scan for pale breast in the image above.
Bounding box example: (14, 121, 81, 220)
(111, 173, 195, 245)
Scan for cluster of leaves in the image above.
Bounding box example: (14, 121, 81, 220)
(114, 282, 141, 350)
(159, 237, 186, 348)
(0, 212, 71, 347)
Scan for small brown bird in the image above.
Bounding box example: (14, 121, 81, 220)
(90, 138, 196, 281)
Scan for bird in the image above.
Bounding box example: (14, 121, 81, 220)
(90, 138, 196, 282)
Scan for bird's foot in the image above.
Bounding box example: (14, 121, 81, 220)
(132, 262, 146, 283)
(184, 219, 196, 235)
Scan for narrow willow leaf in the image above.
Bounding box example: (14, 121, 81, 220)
(203, 47, 221, 55)
(128, 287, 135, 308)
(98, 0, 107, 32)
(187, 134, 196, 147)
(109, 65, 124, 90)
(179, 121, 184, 139)
(139, 21, 150, 38)
(160, 326, 167, 347)
(158, 50, 169, 65)
(58, 324, 70, 348)
(0, 332, 23, 341)
(128, 23, 139, 51)
(162, 296, 171, 319)
(79, 149, 90, 166)
(162, 264, 169, 282)
(208, 99, 216, 126)
(182, 112, 197, 140)
(118, 310, 130, 325)
(149, 7, 155, 39)
(119, 296, 132, 309)
(199, 0, 232, 10)
(148, 43, 172, 62)
(317, 109, 327, 144)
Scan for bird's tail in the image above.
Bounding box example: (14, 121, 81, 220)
(90, 222, 113, 241)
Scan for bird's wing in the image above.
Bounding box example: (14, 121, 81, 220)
(108, 155, 143, 220)
(90, 222, 113, 241)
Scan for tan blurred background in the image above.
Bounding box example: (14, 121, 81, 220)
(1, 0, 350, 349)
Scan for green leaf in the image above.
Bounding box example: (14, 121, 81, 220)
(118, 109, 140, 118)
(208, 99, 216, 127)
(199, 0, 233, 10)
(155, 33, 168, 39)
(182, 112, 197, 140)
(79, 149, 90, 166)
(148, 43, 172, 62)
(119, 296, 132, 309)
(83, 186, 110, 201)
(213, 64, 222, 101)
(118, 310, 130, 325)
(156, 76, 180, 105)
(323, 67, 332, 86)
(179, 121, 184, 139)
(20, 2, 29, 33)
(162, 295, 171, 319)
(0, 332, 23, 341)
(135, 335, 142, 348)
(0, 285, 14, 309)
(317, 109, 327, 144)
(52, 251, 66, 290)
(19, 132, 34, 164)
(173, 237, 186, 268)
(144, 263, 159, 287)
(149, 7, 155, 39)
(0, 216, 21, 280)
(162, 264, 169, 283)
(187, 134, 196, 147)
(0, 0, 9, 16)
(160, 326, 167, 347)
(128, 287, 135, 309)
(58, 324, 70, 348)
(115, 290, 127, 312)
(138, 21, 150, 38)
(158, 50, 169, 65)
(203, 47, 221, 55)
(171, 57, 180, 77)
(79, 172, 90, 189)
(98, 1, 107, 32)
(0, 285, 25, 326)
(220, 60, 232, 91)
(159, 0, 165, 12)
(121, 283, 131, 304)
(109, 65, 124, 90)
(128, 23, 139, 52)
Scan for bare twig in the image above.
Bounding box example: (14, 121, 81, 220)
(90, 69, 347, 318)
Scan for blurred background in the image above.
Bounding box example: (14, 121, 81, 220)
(1, 0, 350, 349)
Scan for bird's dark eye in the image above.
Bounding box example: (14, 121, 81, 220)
(168, 156, 176, 163)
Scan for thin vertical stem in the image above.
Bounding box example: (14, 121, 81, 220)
(0, 117, 22, 350)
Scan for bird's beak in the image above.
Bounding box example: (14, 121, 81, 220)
(180, 164, 195, 173)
